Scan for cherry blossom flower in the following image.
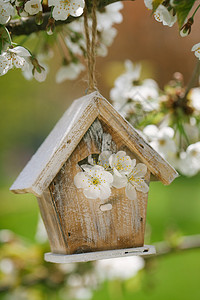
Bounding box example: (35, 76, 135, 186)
(74, 165, 113, 200)
(0, 46, 30, 76)
(55, 61, 85, 83)
(143, 125, 177, 159)
(96, 256, 145, 280)
(24, 0, 42, 15)
(144, 1, 176, 27)
(48, 0, 85, 21)
(0, 0, 15, 24)
(144, 0, 152, 10)
(125, 163, 149, 200)
(33, 66, 47, 82)
(110, 60, 141, 106)
(88, 151, 112, 170)
(191, 43, 200, 59)
(97, 27, 117, 57)
(109, 151, 134, 178)
(111, 160, 149, 201)
(22, 55, 48, 82)
(96, 2, 123, 31)
(177, 147, 200, 177)
(154, 5, 177, 27)
(189, 88, 200, 112)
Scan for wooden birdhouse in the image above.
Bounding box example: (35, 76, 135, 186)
(10, 92, 178, 263)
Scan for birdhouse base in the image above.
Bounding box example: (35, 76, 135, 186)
(44, 245, 156, 263)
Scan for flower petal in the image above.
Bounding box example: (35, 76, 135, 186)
(132, 163, 147, 178)
(134, 179, 149, 193)
(100, 171, 113, 184)
(74, 172, 89, 188)
(83, 186, 100, 199)
(125, 183, 137, 200)
(99, 185, 111, 199)
(112, 174, 127, 188)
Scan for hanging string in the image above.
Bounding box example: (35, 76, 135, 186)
(84, 0, 97, 93)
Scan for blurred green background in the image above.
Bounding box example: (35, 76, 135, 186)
(1, 1, 200, 299)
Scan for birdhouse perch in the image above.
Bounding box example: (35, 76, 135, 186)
(10, 91, 178, 263)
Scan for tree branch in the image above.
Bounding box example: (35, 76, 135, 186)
(153, 234, 200, 257)
(7, 0, 132, 37)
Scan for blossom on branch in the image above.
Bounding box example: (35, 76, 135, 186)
(48, 0, 85, 21)
(24, 0, 42, 16)
(0, 46, 30, 76)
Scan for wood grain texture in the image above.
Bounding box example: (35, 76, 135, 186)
(37, 189, 67, 254)
(10, 91, 178, 197)
(49, 118, 150, 254)
(44, 245, 156, 263)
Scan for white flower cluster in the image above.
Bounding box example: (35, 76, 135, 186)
(1, 0, 85, 20)
(74, 150, 149, 201)
(143, 125, 200, 177)
(0, 1, 122, 83)
(110, 60, 159, 118)
(111, 61, 200, 177)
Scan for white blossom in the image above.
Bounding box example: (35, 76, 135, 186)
(24, 0, 42, 15)
(74, 165, 113, 200)
(96, 256, 145, 281)
(0, 0, 15, 24)
(177, 147, 200, 177)
(97, 27, 117, 57)
(144, 0, 153, 10)
(48, 0, 85, 21)
(0, 46, 30, 76)
(111, 159, 149, 201)
(191, 43, 200, 59)
(88, 151, 112, 170)
(154, 5, 177, 27)
(125, 78, 159, 112)
(110, 60, 141, 106)
(143, 125, 177, 159)
(96, 2, 123, 31)
(109, 151, 134, 178)
(189, 88, 200, 111)
(33, 66, 47, 82)
(55, 61, 85, 83)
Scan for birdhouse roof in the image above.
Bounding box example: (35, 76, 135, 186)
(10, 91, 178, 196)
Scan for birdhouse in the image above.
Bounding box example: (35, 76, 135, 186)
(10, 91, 178, 263)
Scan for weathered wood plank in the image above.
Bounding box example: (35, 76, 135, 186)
(37, 189, 67, 254)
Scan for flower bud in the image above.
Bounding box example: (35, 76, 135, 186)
(30, 56, 47, 82)
(46, 17, 55, 35)
(35, 11, 43, 25)
(180, 17, 193, 37)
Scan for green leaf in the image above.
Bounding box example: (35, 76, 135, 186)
(172, 0, 196, 28)
(152, 0, 164, 11)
